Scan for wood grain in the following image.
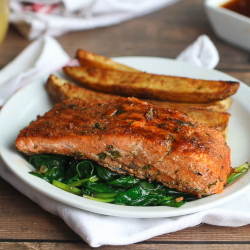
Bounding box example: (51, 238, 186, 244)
(2, 242, 250, 250)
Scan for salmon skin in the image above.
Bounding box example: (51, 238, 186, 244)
(15, 97, 232, 197)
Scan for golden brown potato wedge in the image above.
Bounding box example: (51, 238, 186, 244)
(46, 75, 230, 138)
(47, 75, 231, 111)
(63, 66, 239, 103)
(148, 98, 232, 112)
(76, 50, 232, 111)
(46, 74, 115, 103)
(76, 49, 139, 72)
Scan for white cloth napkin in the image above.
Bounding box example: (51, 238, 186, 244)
(0, 35, 70, 107)
(176, 35, 219, 69)
(9, 0, 181, 40)
(1, 35, 249, 248)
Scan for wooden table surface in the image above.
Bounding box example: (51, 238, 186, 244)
(1, 0, 250, 249)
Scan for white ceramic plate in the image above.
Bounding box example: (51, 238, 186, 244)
(0, 57, 250, 218)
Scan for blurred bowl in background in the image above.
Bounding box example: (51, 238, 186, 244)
(0, 0, 9, 46)
(204, 0, 250, 51)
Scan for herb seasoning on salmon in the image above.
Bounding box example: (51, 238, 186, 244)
(15, 97, 232, 198)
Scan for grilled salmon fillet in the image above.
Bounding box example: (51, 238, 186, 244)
(15, 97, 232, 197)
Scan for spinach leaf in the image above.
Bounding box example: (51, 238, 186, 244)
(65, 160, 95, 184)
(160, 198, 185, 207)
(43, 166, 65, 183)
(114, 182, 153, 205)
(29, 154, 69, 171)
(29, 171, 50, 183)
(128, 195, 160, 206)
(76, 161, 95, 179)
(65, 159, 79, 181)
(92, 192, 118, 199)
(108, 176, 141, 188)
(29, 154, 70, 183)
(83, 182, 116, 193)
(94, 164, 120, 181)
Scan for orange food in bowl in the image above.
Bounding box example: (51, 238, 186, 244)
(221, 0, 250, 18)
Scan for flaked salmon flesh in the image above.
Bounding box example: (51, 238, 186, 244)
(15, 97, 232, 197)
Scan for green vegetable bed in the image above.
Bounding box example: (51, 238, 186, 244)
(28, 154, 249, 207)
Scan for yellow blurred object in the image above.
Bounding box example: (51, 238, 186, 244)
(0, 0, 9, 45)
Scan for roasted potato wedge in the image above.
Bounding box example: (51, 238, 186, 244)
(63, 66, 239, 103)
(76, 49, 232, 111)
(47, 75, 231, 111)
(46, 75, 230, 138)
(76, 49, 138, 72)
(148, 98, 232, 112)
(46, 74, 115, 103)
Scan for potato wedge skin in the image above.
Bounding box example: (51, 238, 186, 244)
(46, 75, 231, 111)
(63, 66, 239, 103)
(76, 49, 138, 72)
(148, 98, 232, 112)
(76, 50, 232, 111)
(46, 75, 115, 103)
(46, 75, 230, 138)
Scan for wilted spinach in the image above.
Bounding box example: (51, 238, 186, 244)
(29, 154, 198, 207)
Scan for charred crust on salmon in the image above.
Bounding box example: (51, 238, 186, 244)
(15, 97, 232, 198)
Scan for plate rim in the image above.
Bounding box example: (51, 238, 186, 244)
(1, 56, 250, 218)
